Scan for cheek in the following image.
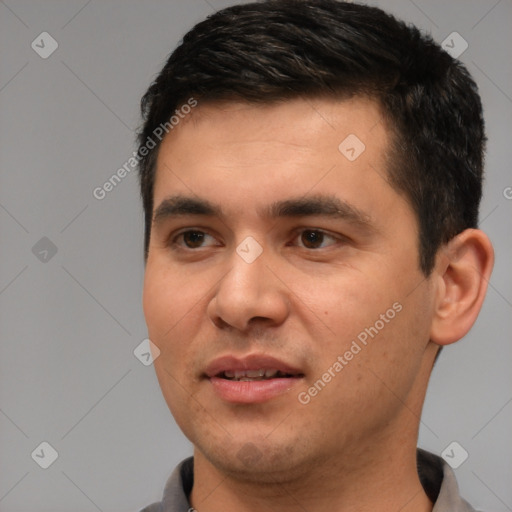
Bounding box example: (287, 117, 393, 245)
(152, 356, 198, 439)
(143, 259, 213, 390)
(143, 259, 203, 340)
(295, 270, 390, 349)
(295, 264, 428, 399)
(146, 268, 204, 430)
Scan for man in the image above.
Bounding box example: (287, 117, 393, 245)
(137, 1, 494, 511)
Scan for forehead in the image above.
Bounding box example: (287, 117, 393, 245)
(163, 96, 387, 150)
(151, 96, 407, 226)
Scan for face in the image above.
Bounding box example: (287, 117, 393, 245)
(143, 97, 437, 481)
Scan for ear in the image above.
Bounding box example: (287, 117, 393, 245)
(430, 229, 494, 346)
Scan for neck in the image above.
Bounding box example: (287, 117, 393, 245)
(190, 437, 432, 512)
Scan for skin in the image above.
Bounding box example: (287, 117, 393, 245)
(143, 97, 494, 512)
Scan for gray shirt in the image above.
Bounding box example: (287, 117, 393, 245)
(140, 449, 478, 512)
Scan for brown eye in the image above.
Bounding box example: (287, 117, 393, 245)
(181, 231, 207, 248)
(169, 229, 221, 254)
(300, 230, 326, 249)
(173, 229, 217, 249)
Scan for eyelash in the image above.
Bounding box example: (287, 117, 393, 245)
(169, 228, 344, 251)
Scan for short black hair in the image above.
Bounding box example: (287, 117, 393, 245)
(138, 0, 485, 275)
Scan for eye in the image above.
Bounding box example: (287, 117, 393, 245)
(172, 230, 219, 249)
(294, 229, 340, 249)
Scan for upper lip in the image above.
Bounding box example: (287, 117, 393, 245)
(205, 354, 303, 378)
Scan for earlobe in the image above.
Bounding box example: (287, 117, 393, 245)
(430, 229, 494, 346)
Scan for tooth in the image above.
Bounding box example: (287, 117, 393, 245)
(234, 370, 246, 379)
(264, 369, 278, 378)
(239, 377, 253, 381)
(224, 370, 235, 378)
(245, 369, 265, 378)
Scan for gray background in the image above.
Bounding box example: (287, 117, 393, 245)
(0, 0, 510, 511)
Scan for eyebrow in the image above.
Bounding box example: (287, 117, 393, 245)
(152, 193, 374, 231)
(153, 195, 221, 225)
(265, 195, 374, 230)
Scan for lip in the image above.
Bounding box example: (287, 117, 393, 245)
(205, 354, 303, 378)
(205, 354, 304, 404)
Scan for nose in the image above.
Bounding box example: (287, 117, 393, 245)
(207, 245, 290, 332)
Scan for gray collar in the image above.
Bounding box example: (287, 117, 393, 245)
(141, 449, 477, 512)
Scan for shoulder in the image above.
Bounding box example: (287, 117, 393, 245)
(139, 502, 161, 512)
(138, 457, 194, 512)
(417, 449, 480, 512)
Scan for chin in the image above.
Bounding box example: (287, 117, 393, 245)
(197, 436, 314, 484)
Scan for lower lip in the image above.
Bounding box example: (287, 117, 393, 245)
(209, 376, 302, 404)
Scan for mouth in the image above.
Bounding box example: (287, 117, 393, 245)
(205, 355, 305, 404)
(217, 368, 299, 381)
